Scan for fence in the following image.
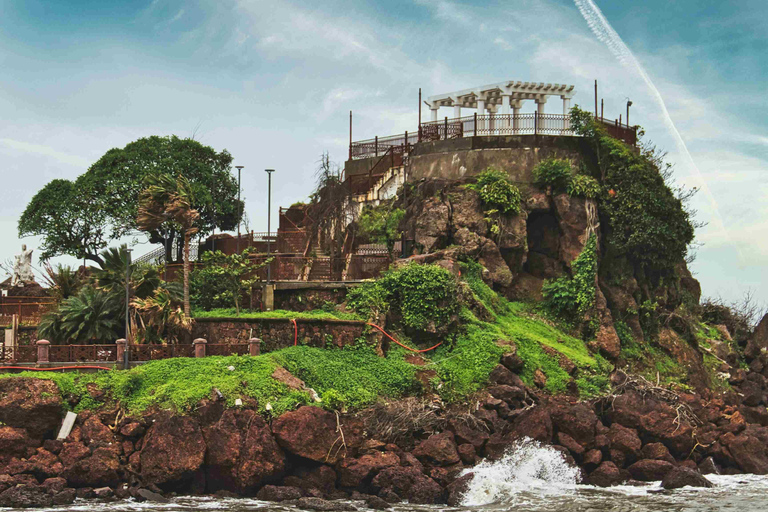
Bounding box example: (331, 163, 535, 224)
(349, 112, 638, 160)
(0, 338, 260, 366)
(0, 299, 56, 326)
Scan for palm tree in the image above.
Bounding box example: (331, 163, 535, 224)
(137, 174, 200, 317)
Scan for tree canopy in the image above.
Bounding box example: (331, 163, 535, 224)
(19, 135, 242, 263)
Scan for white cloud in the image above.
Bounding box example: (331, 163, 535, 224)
(0, 138, 91, 168)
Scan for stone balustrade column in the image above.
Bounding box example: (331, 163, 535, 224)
(36, 339, 50, 364)
(193, 338, 207, 358)
(430, 108, 439, 122)
(562, 96, 572, 131)
(249, 338, 262, 356)
(116, 339, 126, 362)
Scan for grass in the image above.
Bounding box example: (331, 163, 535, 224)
(193, 308, 363, 321)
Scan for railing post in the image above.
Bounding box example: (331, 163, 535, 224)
(374, 136, 378, 157)
(36, 339, 50, 365)
(116, 338, 126, 363)
(249, 338, 261, 356)
(404, 131, 408, 153)
(534, 111, 538, 135)
(193, 338, 207, 358)
(474, 112, 478, 136)
(444, 117, 448, 140)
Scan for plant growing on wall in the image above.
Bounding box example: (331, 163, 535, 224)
(542, 234, 598, 323)
(465, 168, 522, 237)
(567, 174, 602, 199)
(532, 158, 573, 191)
(358, 204, 405, 260)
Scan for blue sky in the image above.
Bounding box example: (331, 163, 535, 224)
(1, 0, 766, 307)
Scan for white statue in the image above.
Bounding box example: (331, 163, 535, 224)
(11, 244, 34, 287)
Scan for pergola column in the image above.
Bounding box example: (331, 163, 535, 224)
(536, 97, 547, 115)
(476, 98, 485, 133)
(501, 94, 511, 133)
(562, 96, 572, 131)
(430, 107, 439, 122)
(511, 100, 522, 134)
(453, 104, 461, 119)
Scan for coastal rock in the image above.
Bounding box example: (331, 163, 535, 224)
(718, 432, 768, 474)
(0, 426, 32, 460)
(511, 407, 552, 443)
(627, 459, 675, 482)
(413, 432, 460, 467)
(58, 442, 90, 467)
(588, 461, 622, 487)
(446, 473, 473, 506)
(371, 466, 443, 504)
(256, 485, 303, 502)
(203, 409, 285, 493)
(272, 407, 344, 464)
(0, 378, 62, 438)
(337, 451, 399, 489)
(661, 467, 713, 489)
(141, 415, 206, 492)
(0, 484, 53, 508)
(550, 403, 599, 447)
(63, 447, 121, 488)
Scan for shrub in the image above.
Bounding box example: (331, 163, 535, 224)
(466, 169, 522, 214)
(567, 174, 601, 199)
(542, 234, 598, 322)
(358, 205, 405, 258)
(39, 286, 122, 344)
(347, 263, 459, 332)
(532, 158, 572, 191)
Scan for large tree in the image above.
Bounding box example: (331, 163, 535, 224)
(20, 135, 242, 264)
(18, 178, 109, 265)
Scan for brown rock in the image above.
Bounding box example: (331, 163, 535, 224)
(588, 461, 622, 487)
(141, 415, 206, 491)
(59, 442, 90, 467)
(608, 423, 642, 459)
(256, 485, 303, 502)
(457, 444, 477, 465)
(488, 384, 526, 404)
(271, 367, 306, 391)
(0, 378, 62, 438)
(583, 449, 602, 468)
(661, 466, 713, 489)
(500, 352, 524, 373)
(446, 473, 473, 507)
(337, 451, 399, 489)
(627, 459, 675, 481)
(413, 432, 460, 466)
(371, 466, 443, 505)
(120, 422, 145, 438)
(0, 427, 32, 460)
(81, 416, 117, 446)
(641, 442, 675, 463)
(550, 403, 599, 447)
(63, 447, 121, 488)
(272, 407, 344, 464)
(719, 432, 768, 474)
(489, 365, 526, 388)
(557, 432, 584, 457)
(533, 369, 547, 389)
(511, 407, 552, 443)
(203, 409, 285, 494)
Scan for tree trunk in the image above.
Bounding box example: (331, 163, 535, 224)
(183, 230, 191, 317)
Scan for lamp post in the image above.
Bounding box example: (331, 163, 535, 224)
(626, 99, 632, 126)
(235, 165, 245, 253)
(124, 248, 133, 369)
(265, 169, 275, 284)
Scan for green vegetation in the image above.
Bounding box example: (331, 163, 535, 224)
(357, 205, 405, 259)
(189, 249, 270, 314)
(19, 136, 240, 265)
(532, 158, 573, 191)
(465, 169, 522, 214)
(193, 308, 362, 321)
(542, 234, 598, 323)
(347, 263, 459, 332)
(567, 174, 601, 199)
(570, 106, 695, 278)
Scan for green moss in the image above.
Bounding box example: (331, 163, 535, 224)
(193, 308, 362, 321)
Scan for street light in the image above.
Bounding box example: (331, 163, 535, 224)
(265, 169, 275, 284)
(124, 248, 133, 369)
(626, 99, 633, 127)
(235, 165, 245, 253)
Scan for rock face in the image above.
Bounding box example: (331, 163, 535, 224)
(140, 415, 206, 492)
(661, 467, 713, 489)
(203, 409, 285, 493)
(272, 406, 344, 464)
(0, 379, 62, 438)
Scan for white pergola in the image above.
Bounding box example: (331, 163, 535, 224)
(425, 80, 576, 121)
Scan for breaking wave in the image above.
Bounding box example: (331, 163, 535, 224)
(459, 438, 582, 506)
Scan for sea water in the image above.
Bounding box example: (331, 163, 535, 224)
(3, 439, 768, 512)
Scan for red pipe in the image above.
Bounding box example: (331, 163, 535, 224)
(365, 323, 443, 353)
(0, 366, 112, 371)
(291, 318, 298, 346)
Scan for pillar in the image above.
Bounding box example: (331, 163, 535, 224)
(476, 98, 485, 133)
(511, 100, 522, 134)
(536, 98, 547, 134)
(453, 104, 461, 119)
(536, 98, 546, 115)
(193, 338, 207, 358)
(562, 96, 572, 131)
(116, 338, 126, 362)
(36, 339, 50, 364)
(249, 338, 261, 356)
(262, 284, 275, 311)
(430, 108, 438, 122)
(501, 94, 511, 134)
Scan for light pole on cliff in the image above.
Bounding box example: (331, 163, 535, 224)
(124, 248, 132, 369)
(236, 165, 245, 253)
(265, 169, 275, 284)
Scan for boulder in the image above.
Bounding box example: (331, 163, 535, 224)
(52, 488, 77, 505)
(608, 423, 642, 459)
(0, 426, 32, 460)
(337, 451, 399, 489)
(488, 384, 526, 404)
(413, 432, 460, 467)
(661, 466, 713, 489)
(414, 198, 451, 253)
(0, 484, 53, 508)
(140, 415, 206, 492)
(745, 313, 768, 360)
(272, 407, 344, 464)
(256, 485, 303, 502)
(372, 466, 443, 504)
(719, 432, 768, 474)
(627, 460, 675, 482)
(457, 444, 477, 465)
(511, 406, 552, 443)
(296, 496, 357, 511)
(550, 403, 599, 447)
(641, 443, 675, 463)
(59, 442, 90, 467)
(447, 419, 490, 449)
(489, 365, 525, 388)
(81, 415, 117, 446)
(446, 473, 473, 507)
(203, 409, 285, 494)
(698, 457, 720, 475)
(588, 461, 622, 487)
(0, 378, 62, 439)
(120, 422, 145, 438)
(63, 447, 121, 488)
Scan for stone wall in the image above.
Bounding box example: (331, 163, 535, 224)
(191, 317, 367, 352)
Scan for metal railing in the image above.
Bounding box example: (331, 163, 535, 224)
(49, 345, 118, 362)
(349, 112, 638, 160)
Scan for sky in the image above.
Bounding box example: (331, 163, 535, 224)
(0, 0, 766, 306)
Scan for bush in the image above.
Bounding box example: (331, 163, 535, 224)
(542, 234, 598, 322)
(532, 158, 572, 191)
(466, 169, 522, 214)
(39, 286, 122, 344)
(347, 263, 459, 332)
(567, 174, 601, 199)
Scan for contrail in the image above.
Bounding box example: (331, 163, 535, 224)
(572, 0, 739, 260)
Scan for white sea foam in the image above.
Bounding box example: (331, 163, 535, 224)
(459, 438, 582, 506)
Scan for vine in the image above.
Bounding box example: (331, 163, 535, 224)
(542, 234, 598, 323)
